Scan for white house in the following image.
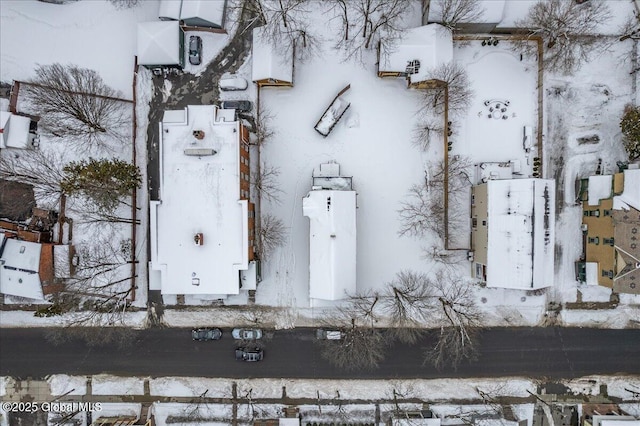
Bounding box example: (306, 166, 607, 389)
(158, 0, 226, 29)
(251, 26, 294, 87)
(471, 178, 555, 289)
(303, 163, 356, 302)
(378, 24, 453, 86)
(0, 233, 45, 300)
(149, 105, 255, 299)
(137, 21, 184, 68)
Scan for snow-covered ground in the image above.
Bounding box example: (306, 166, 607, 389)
(0, 0, 158, 95)
(0, 0, 639, 330)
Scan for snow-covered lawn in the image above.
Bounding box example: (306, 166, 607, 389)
(453, 40, 538, 176)
(0, 0, 158, 95)
(257, 2, 436, 310)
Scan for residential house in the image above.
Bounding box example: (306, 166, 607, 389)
(159, 0, 226, 29)
(576, 168, 640, 294)
(582, 404, 638, 426)
(302, 163, 356, 303)
(137, 21, 185, 69)
(378, 24, 453, 88)
(470, 178, 555, 289)
(252, 26, 294, 87)
(149, 105, 256, 299)
(421, 0, 539, 33)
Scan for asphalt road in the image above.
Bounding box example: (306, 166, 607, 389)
(1, 327, 639, 379)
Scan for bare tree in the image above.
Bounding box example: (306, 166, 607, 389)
(23, 63, 130, 153)
(52, 234, 137, 327)
(380, 270, 434, 344)
(423, 244, 466, 271)
(257, 213, 287, 260)
(432, 0, 484, 31)
(251, 164, 284, 205)
(317, 299, 386, 370)
(619, 12, 640, 42)
(412, 114, 443, 152)
(333, 0, 409, 64)
(109, 0, 139, 9)
(428, 271, 481, 370)
(419, 62, 474, 117)
(515, 0, 611, 74)
(0, 149, 65, 205)
(252, 107, 275, 146)
(234, 0, 320, 62)
(326, 0, 349, 41)
(398, 156, 471, 243)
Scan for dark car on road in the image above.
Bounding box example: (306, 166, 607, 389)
(191, 327, 222, 341)
(220, 100, 253, 112)
(235, 347, 264, 362)
(188, 35, 202, 65)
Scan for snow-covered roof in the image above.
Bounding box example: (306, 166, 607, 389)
(251, 26, 293, 83)
(150, 105, 249, 296)
(279, 420, 300, 426)
(180, 0, 225, 28)
(613, 169, 640, 211)
(137, 21, 181, 66)
(379, 24, 453, 84)
(588, 174, 612, 206)
(485, 179, 555, 290)
(585, 262, 599, 286)
(392, 419, 441, 426)
(0, 233, 44, 300)
(158, 0, 181, 20)
(0, 112, 32, 149)
(593, 416, 640, 426)
(303, 190, 356, 301)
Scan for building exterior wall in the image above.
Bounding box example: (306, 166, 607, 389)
(471, 183, 488, 281)
(583, 198, 616, 288)
(238, 123, 253, 261)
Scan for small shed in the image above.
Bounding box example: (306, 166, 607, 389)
(378, 24, 452, 88)
(180, 0, 226, 29)
(137, 21, 185, 68)
(158, 0, 181, 21)
(425, 0, 506, 33)
(0, 111, 37, 149)
(251, 26, 294, 87)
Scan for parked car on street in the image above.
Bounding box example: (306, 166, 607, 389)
(316, 329, 342, 340)
(220, 100, 253, 112)
(232, 328, 262, 340)
(188, 35, 202, 66)
(191, 327, 222, 341)
(235, 347, 264, 362)
(219, 75, 248, 91)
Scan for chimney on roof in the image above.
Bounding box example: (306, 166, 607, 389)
(193, 130, 205, 140)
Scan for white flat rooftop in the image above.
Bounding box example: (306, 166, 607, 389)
(303, 190, 356, 301)
(150, 105, 248, 296)
(486, 178, 555, 289)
